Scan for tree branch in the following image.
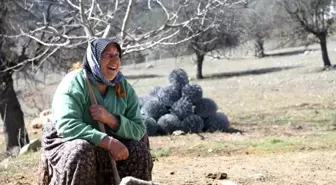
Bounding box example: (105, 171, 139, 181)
(120, 0, 133, 46)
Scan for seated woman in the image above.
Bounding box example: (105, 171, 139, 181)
(38, 38, 153, 185)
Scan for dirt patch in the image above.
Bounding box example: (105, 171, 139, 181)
(152, 150, 336, 185)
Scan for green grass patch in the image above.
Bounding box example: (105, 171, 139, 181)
(167, 132, 336, 157)
(184, 138, 298, 156)
(247, 138, 298, 153)
(151, 148, 172, 158)
(235, 107, 336, 129)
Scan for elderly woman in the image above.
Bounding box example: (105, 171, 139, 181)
(38, 38, 153, 185)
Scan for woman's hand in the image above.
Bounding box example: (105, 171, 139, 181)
(89, 105, 119, 129)
(89, 104, 113, 123)
(99, 136, 129, 161)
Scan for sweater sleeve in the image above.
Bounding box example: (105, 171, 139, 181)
(52, 79, 107, 146)
(114, 83, 146, 141)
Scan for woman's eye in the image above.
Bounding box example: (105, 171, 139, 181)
(102, 53, 119, 59)
(109, 53, 118, 57)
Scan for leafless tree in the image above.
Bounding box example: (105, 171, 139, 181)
(179, 0, 244, 79)
(281, 0, 335, 67)
(240, 0, 278, 57)
(0, 1, 31, 155)
(240, 0, 305, 57)
(0, 0, 242, 154)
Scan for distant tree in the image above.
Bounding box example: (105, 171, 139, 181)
(240, 0, 305, 57)
(180, 0, 244, 79)
(241, 0, 278, 57)
(281, 0, 336, 67)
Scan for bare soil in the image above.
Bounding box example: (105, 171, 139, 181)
(152, 150, 336, 185)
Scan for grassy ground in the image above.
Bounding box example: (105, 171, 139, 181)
(1, 43, 336, 184)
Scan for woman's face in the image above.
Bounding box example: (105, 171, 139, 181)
(100, 44, 120, 81)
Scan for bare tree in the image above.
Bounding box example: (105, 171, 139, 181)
(240, 0, 307, 58)
(281, 0, 335, 67)
(179, 0, 244, 79)
(241, 0, 278, 58)
(0, 1, 31, 155)
(0, 0, 240, 154)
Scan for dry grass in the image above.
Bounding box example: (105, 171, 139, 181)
(150, 130, 336, 157)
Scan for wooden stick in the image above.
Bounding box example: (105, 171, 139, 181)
(83, 69, 121, 185)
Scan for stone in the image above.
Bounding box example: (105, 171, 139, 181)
(19, 139, 42, 156)
(120, 176, 162, 185)
(303, 51, 310, 55)
(206, 172, 227, 180)
(216, 172, 228, 180)
(172, 130, 185, 136)
(146, 64, 154, 69)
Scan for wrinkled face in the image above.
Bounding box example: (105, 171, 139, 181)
(100, 43, 120, 81)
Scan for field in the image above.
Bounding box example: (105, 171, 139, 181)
(1, 43, 336, 185)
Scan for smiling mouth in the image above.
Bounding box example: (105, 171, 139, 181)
(108, 66, 117, 71)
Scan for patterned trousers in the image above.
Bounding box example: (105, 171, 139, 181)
(38, 122, 153, 185)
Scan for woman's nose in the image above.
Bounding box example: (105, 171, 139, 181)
(109, 57, 119, 63)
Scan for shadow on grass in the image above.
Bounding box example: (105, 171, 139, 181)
(203, 66, 299, 80)
(264, 48, 319, 57)
(226, 127, 244, 134)
(124, 74, 163, 80)
(306, 65, 336, 74)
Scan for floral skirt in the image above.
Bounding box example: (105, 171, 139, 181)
(38, 122, 153, 185)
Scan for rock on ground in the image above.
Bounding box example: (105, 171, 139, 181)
(19, 139, 42, 156)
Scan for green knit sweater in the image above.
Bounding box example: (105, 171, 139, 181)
(52, 69, 145, 146)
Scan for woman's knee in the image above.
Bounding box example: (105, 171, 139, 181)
(127, 141, 151, 160)
(65, 139, 96, 161)
(54, 139, 97, 185)
(118, 141, 153, 180)
(70, 139, 93, 149)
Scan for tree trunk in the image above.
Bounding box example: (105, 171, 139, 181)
(0, 72, 29, 156)
(254, 39, 265, 58)
(317, 33, 332, 67)
(195, 51, 204, 79)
